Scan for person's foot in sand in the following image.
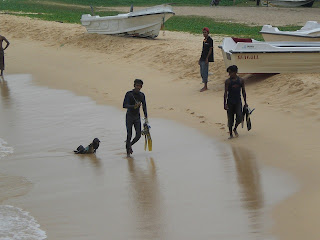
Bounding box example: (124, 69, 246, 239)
(228, 133, 233, 139)
(233, 128, 239, 137)
(200, 87, 208, 92)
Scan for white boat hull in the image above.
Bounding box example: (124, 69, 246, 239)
(221, 51, 320, 73)
(268, 0, 314, 7)
(261, 21, 320, 42)
(81, 5, 175, 38)
(261, 33, 320, 42)
(219, 37, 320, 73)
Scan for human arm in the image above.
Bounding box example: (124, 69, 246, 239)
(224, 79, 229, 110)
(205, 37, 214, 64)
(142, 93, 148, 119)
(241, 78, 247, 106)
(123, 92, 135, 109)
(3, 37, 9, 50)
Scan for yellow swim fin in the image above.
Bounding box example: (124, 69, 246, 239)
(147, 138, 152, 151)
(144, 135, 147, 151)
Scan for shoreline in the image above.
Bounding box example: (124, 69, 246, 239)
(2, 13, 320, 240)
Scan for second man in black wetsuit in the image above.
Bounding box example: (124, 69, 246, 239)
(123, 79, 148, 156)
(224, 65, 247, 139)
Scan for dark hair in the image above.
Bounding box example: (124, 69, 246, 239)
(134, 79, 144, 85)
(92, 138, 100, 150)
(227, 65, 238, 73)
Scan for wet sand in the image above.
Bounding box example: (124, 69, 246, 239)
(0, 74, 297, 239)
(1, 11, 320, 240)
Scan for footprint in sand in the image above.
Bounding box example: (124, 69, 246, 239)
(190, 112, 195, 115)
(197, 116, 205, 119)
(200, 121, 205, 123)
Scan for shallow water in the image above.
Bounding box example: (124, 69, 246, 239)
(0, 74, 297, 240)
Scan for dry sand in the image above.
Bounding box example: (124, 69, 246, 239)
(1, 6, 320, 240)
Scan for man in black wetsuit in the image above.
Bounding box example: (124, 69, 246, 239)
(123, 79, 148, 156)
(223, 65, 247, 139)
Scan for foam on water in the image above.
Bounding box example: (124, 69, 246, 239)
(0, 205, 46, 240)
(0, 138, 46, 239)
(0, 138, 13, 159)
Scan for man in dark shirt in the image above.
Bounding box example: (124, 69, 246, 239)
(198, 27, 214, 92)
(123, 79, 148, 156)
(0, 35, 10, 77)
(223, 65, 247, 139)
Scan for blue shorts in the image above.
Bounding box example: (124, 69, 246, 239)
(199, 61, 209, 83)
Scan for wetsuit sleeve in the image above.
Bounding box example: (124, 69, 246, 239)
(142, 93, 148, 118)
(123, 92, 135, 109)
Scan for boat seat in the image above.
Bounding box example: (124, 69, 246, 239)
(232, 37, 252, 43)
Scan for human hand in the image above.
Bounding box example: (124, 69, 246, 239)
(134, 102, 141, 109)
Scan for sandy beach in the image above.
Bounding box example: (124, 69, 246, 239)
(1, 5, 320, 240)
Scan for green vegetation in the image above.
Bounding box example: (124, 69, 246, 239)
(41, 0, 255, 7)
(0, 0, 120, 23)
(164, 16, 301, 40)
(0, 0, 303, 40)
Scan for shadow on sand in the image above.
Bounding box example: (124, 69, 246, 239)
(241, 73, 278, 85)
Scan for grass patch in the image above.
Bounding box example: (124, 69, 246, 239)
(164, 16, 301, 40)
(0, 0, 303, 39)
(41, 0, 256, 7)
(0, 0, 120, 23)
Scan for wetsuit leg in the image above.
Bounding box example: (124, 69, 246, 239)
(227, 103, 235, 130)
(235, 102, 243, 127)
(126, 114, 134, 150)
(130, 117, 142, 146)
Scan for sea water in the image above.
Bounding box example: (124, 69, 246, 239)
(0, 74, 298, 240)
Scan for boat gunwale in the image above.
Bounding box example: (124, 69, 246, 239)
(229, 50, 320, 54)
(128, 11, 175, 18)
(260, 32, 320, 38)
(81, 11, 175, 22)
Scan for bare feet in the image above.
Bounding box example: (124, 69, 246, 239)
(200, 87, 208, 92)
(233, 128, 239, 137)
(228, 134, 233, 139)
(126, 147, 133, 157)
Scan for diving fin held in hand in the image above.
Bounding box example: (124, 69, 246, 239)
(142, 118, 152, 151)
(242, 105, 255, 131)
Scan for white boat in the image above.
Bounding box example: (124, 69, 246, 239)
(261, 21, 320, 42)
(219, 37, 320, 73)
(81, 4, 175, 38)
(267, 0, 314, 7)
